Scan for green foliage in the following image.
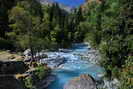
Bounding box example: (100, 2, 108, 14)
(84, 0, 133, 88)
(0, 0, 21, 38)
(34, 65, 50, 80)
(23, 65, 51, 89)
(119, 56, 133, 89)
(0, 0, 132, 88)
(0, 0, 86, 51)
(24, 76, 36, 89)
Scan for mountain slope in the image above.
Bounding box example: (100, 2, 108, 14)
(54, 0, 85, 8)
(39, 0, 86, 8)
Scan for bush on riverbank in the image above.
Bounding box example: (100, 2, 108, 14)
(119, 56, 133, 89)
(83, 0, 132, 88)
(34, 64, 51, 80)
(20, 64, 51, 89)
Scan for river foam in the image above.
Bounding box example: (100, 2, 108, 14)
(46, 43, 104, 89)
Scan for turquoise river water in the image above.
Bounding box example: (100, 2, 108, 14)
(46, 43, 104, 89)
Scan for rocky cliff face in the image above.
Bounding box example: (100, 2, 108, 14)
(0, 61, 27, 89)
(0, 76, 24, 89)
(38, 0, 87, 12)
(38, 0, 73, 12)
(64, 74, 96, 89)
(39, 0, 86, 8)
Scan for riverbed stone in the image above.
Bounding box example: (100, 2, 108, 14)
(37, 75, 55, 89)
(64, 74, 96, 89)
(40, 56, 66, 68)
(23, 49, 31, 57)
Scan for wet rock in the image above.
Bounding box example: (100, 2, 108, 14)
(41, 53, 48, 58)
(23, 49, 31, 57)
(102, 78, 120, 89)
(64, 74, 96, 89)
(37, 75, 55, 89)
(40, 56, 66, 68)
(59, 49, 72, 53)
(24, 56, 31, 62)
(80, 49, 101, 64)
(23, 50, 48, 62)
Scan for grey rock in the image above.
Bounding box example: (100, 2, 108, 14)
(40, 56, 66, 68)
(23, 50, 48, 62)
(0, 76, 24, 89)
(37, 75, 55, 89)
(59, 49, 72, 53)
(64, 74, 96, 89)
(102, 78, 120, 89)
(24, 56, 31, 62)
(23, 49, 31, 57)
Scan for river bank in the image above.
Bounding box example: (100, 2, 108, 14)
(0, 43, 120, 89)
(43, 43, 104, 89)
(0, 50, 53, 89)
(43, 43, 120, 89)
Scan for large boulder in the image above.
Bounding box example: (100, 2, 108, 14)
(40, 56, 66, 68)
(23, 49, 48, 62)
(23, 49, 31, 57)
(37, 75, 55, 89)
(0, 76, 23, 89)
(64, 74, 96, 89)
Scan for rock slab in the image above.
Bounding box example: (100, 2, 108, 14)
(0, 76, 23, 89)
(64, 74, 96, 89)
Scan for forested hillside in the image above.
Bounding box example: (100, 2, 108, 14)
(0, 0, 86, 51)
(0, 0, 132, 89)
(83, 0, 133, 88)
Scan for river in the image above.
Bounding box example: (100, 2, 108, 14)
(45, 43, 104, 89)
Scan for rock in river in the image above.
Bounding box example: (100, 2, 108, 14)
(64, 74, 96, 89)
(40, 56, 66, 68)
(59, 49, 72, 53)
